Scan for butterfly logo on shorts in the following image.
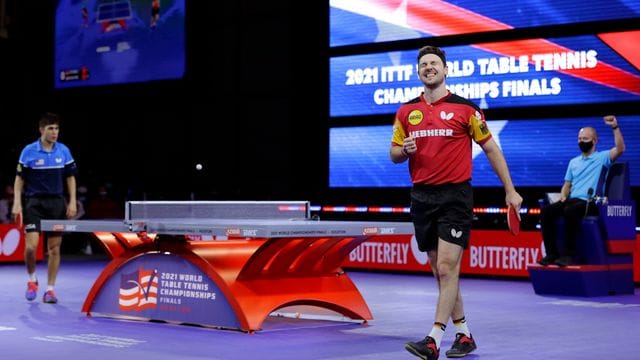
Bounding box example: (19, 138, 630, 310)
(450, 228, 462, 239)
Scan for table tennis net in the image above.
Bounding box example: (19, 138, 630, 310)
(125, 201, 310, 221)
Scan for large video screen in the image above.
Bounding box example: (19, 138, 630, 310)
(54, 0, 186, 89)
(330, 31, 640, 117)
(330, 0, 640, 47)
(329, 115, 640, 188)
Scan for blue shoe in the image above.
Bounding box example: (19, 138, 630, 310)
(43, 290, 58, 304)
(25, 281, 38, 301)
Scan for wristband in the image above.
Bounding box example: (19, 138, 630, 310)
(612, 125, 619, 130)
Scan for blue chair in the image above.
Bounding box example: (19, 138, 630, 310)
(528, 162, 636, 296)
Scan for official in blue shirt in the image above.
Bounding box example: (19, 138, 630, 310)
(12, 112, 78, 304)
(538, 115, 625, 267)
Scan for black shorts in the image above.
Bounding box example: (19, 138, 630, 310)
(23, 196, 66, 233)
(410, 181, 473, 252)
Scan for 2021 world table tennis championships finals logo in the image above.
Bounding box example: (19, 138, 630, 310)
(119, 265, 159, 312)
(116, 262, 219, 314)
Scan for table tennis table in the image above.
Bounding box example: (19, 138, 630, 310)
(41, 201, 414, 332)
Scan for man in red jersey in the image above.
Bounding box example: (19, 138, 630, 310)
(392, 45, 522, 360)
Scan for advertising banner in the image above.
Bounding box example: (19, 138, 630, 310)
(0, 224, 44, 262)
(343, 230, 545, 277)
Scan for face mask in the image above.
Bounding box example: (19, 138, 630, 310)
(579, 141, 593, 153)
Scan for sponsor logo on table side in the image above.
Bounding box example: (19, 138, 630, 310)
(363, 227, 397, 235)
(51, 224, 77, 231)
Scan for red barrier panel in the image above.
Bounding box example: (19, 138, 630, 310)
(344, 229, 640, 285)
(343, 230, 545, 278)
(0, 224, 44, 262)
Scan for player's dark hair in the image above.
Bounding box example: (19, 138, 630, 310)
(39, 112, 60, 128)
(417, 45, 447, 65)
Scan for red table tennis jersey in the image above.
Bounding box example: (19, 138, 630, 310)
(391, 91, 492, 185)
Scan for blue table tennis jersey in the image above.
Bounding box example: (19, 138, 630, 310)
(17, 139, 78, 197)
(565, 150, 612, 201)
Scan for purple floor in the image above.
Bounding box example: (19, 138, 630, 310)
(1, 256, 639, 359)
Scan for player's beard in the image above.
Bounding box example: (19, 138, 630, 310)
(422, 72, 444, 89)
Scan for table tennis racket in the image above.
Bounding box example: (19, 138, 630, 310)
(507, 205, 520, 236)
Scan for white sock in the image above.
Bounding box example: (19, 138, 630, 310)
(428, 322, 446, 348)
(47, 285, 54, 292)
(28, 273, 37, 282)
(453, 317, 471, 337)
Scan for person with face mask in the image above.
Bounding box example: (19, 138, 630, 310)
(538, 115, 625, 267)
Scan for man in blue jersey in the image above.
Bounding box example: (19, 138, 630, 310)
(538, 115, 625, 267)
(12, 112, 78, 304)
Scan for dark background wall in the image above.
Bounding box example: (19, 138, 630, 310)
(0, 1, 328, 204)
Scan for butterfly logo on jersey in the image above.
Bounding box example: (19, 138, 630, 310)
(440, 111, 454, 121)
